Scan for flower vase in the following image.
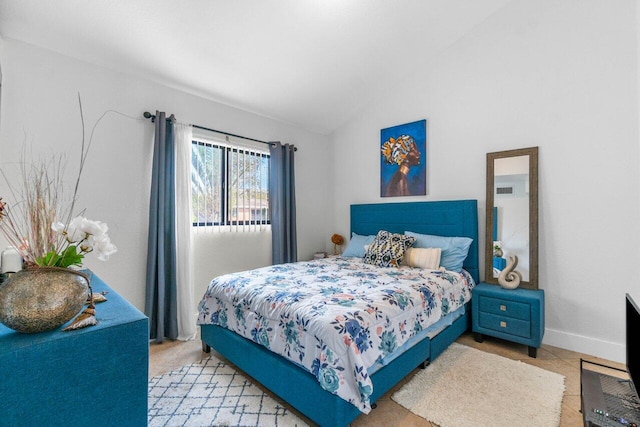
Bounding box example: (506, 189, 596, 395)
(0, 267, 89, 333)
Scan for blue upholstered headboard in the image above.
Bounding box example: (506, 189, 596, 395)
(350, 200, 479, 284)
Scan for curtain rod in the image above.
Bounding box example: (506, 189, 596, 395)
(143, 111, 279, 148)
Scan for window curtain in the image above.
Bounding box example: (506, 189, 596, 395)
(174, 123, 196, 341)
(268, 142, 297, 264)
(145, 111, 178, 343)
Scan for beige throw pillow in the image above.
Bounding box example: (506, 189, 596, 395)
(403, 247, 442, 270)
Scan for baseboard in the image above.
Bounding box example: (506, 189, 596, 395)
(543, 328, 625, 364)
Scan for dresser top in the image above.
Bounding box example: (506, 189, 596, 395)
(0, 270, 147, 350)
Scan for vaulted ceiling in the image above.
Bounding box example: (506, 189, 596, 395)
(0, 0, 512, 134)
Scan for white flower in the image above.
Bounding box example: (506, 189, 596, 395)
(90, 233, 117, 261)
(80, 218, 108, 237)
(63, 216, 109, 243)
(51, 222, 66, 234)
(65, 217, 88, 243)
(48, 215, 116, 266)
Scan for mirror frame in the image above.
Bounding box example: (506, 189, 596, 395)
(485, 146, 539, 289)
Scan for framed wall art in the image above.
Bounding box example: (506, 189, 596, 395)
(380, 119, 426, 197)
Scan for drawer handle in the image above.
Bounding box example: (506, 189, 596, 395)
(500, 321, 507, 328)
(500, 304, 507, 311)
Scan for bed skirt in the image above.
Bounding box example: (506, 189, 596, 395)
(200, 302, 470, 427)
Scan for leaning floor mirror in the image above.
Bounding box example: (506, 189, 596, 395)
(485, 147, 539, 289)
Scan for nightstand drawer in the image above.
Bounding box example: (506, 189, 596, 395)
(478, 295, 530, 321)
(478, 312, 532, 339)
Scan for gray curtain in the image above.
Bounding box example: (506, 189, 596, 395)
(269, 142, 297, 264)
(145, 111, 178, 342)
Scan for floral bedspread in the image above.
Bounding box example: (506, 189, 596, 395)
(197, 256, 475, 413)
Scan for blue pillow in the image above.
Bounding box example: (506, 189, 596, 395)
(405, 231, 473, 272)
(342, 233, 376, 257)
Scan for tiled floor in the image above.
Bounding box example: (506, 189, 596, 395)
(149, 331, 625, 426)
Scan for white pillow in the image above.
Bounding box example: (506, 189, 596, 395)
(402, 247, 441, 270)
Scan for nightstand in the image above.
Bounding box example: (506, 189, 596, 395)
(472, 282, 545, 358)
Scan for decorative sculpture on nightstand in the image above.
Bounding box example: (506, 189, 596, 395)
(498, 255, 523, 289)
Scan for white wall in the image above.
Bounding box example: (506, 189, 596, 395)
(332, 0, 639, 362)
(0, 40, 333, 311)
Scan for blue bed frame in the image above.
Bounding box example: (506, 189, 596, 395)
(201, 200, 479, 426)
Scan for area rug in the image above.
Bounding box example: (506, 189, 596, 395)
(148, 355, 309, 427)
(392, 343, 565, 427)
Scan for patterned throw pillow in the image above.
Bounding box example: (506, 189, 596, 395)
(363, 230, 416, 268)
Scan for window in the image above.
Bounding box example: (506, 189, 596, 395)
(191, 139, 270, 227)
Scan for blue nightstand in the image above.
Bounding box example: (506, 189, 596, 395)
(472, 282, 545, 358)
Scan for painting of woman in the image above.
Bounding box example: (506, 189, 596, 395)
(380, 120, 426, 197)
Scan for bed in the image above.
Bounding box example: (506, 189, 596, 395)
(198, 199, 479, 426)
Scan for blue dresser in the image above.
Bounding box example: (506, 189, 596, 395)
(0, 272, 149, 426)
(472, 282, 545, 357)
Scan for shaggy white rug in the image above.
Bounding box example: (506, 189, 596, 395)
(392, 343, 565, 427)
(148, 355, 309, 427)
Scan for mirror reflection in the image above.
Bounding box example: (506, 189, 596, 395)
(492, 155, 530, 281)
